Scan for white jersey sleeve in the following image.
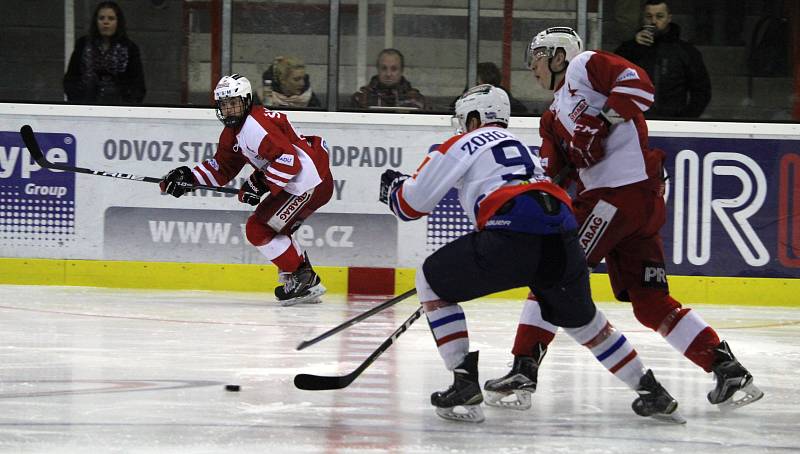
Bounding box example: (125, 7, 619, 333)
(390, 127, 546, 227)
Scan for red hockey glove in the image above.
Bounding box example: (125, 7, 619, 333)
(160, 166, 195, 198)
(569, 114, 610, 168)
(238, 171, 269, 206)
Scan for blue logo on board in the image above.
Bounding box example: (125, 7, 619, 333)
(0, 131, 77, 244)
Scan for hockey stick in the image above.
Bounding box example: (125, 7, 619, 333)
(295, 288, 417, 351)
(19, 125, 238, 194)
(294, 306, 423, 390)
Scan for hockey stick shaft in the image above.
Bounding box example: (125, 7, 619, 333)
(19, 125, 238, 195)
(295, 288, 417, 351)
(294, 306, 423, 390)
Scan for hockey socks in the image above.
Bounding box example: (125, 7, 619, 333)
(564, 310, 645, 389)
(512, 296, 557, 356)
(425, 304, 469, 370)
(657, 306, 720, 372)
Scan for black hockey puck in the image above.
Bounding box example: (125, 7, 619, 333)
(225, 384, 240, 392)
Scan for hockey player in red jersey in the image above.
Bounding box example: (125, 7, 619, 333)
(484, 27, 762, 412)
(380, 84, 684, 424)
(160, 74, 333, 306)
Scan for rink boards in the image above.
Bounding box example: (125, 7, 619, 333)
(0, 104, 798, 305)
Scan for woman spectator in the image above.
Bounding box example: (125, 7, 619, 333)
(261, 56, 321, 108)
(64, 1, 145, 104)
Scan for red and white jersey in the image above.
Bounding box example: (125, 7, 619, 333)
(191, 106, 330, 196)
(391, 126, 571, 229)
(542, 50, 655, 192)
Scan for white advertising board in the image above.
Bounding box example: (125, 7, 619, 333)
(2, 104, 799, 277)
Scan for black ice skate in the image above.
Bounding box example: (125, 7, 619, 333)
(707, 340, 763, 411)
(483, 344, 547, 410)
(274, 254, 326, 307)
(632, 369, 686, 424)
(431, 351, 485, 423)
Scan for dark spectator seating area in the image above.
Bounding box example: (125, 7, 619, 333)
(0, 0, 796, 120)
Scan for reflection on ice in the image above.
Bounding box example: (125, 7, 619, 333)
(0, 285, 798, 453)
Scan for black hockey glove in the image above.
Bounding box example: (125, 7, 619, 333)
(238, 171, 269, 206)
(379, 169, 410, 204)
(160, 166, 195, 198)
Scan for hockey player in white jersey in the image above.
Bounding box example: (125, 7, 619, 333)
(379, 84, 684, 423)
(484, 26, 762, 414)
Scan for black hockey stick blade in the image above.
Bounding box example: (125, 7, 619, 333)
(295, 288, 417, 351)
(19, 125, 238, 194)
(294, 307, 423, 390)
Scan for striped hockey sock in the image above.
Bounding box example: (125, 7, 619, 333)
(425, 304, 469, 371)
(564, 311, 646, 389)
(658, 307, 719, 372)
(512, 296, 557, 356)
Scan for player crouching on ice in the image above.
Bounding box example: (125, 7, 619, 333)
(160, 74, 333, 306)
(379, 84, 684, 423)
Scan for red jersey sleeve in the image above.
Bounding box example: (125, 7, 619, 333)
(257, 128, 302, 195)
(539, 110, 575, 187)
(191, 128, 247, 187)
(584, 50, 655, 119)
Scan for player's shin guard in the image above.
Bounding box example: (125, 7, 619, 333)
(512, 295, 557, 356)
(425, 304, 470, 370)
(632, 292, 720, 371)
(430, 351, 484, 423)
(563, 310, 646, 390)
(707, 340, 763, 411)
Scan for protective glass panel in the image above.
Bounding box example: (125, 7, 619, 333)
(0, 0, 797, 121)
(340, 0, 469, 113)
(598, 0, 797, 120)
(480, 0, 580, 116)
(230, 0, 329, 110)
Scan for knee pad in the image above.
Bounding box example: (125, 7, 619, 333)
(245, 214, 276, 246)
(416, 263, 443, 304)
(628, 288, 681, 331)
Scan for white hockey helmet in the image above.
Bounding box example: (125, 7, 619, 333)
(453, 84, 511, 132)
(525, 26, 583, 69)
(214, 74, 253, 128)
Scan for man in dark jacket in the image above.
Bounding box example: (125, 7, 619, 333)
(615, 0, 711, 118)
(351, 48, 427, 110)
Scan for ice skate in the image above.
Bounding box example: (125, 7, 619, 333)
(632, 369, 686, 424)
(431, 351, 485, 423)
(707, 340, 763, 411)
(275, 254, 326, 306)
(483, 344, 546, 410)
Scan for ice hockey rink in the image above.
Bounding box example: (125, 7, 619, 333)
(0, 284, 798, 453)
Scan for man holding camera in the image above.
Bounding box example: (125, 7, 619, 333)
(614, 0, 711, 118)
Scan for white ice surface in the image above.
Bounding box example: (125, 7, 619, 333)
(0, 285, 798, 453)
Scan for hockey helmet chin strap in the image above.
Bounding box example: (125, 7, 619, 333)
(547, 59, 568, 91)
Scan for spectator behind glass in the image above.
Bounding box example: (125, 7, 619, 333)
(450, 62, 528, 114)
(351, 48, 427, 110)
(63, 1, 145, 104)
(614, 0, 711, 118)
(261, 56, 321, 108)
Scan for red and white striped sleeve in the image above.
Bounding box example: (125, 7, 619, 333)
(584, 50, 655, 119)
(191, 129, 247, 187)
(258, 130, 301, 195)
